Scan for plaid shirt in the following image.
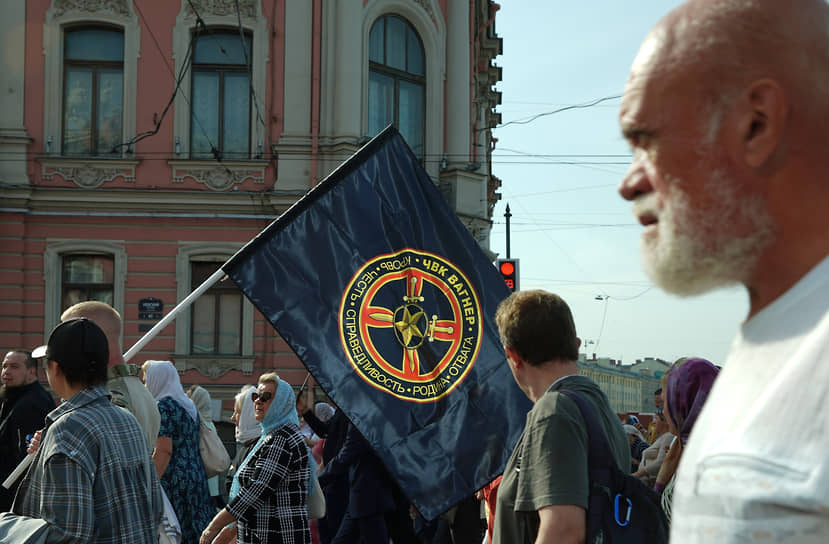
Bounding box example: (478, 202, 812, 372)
(228, 424, 311, 544)
(13, 385, 162, 543)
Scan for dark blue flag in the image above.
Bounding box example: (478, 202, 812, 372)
(223, 126, 532, 520)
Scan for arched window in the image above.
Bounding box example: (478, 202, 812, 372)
(368, 15, 425, 158)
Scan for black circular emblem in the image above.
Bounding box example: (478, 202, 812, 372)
(338, 249, 483, 402)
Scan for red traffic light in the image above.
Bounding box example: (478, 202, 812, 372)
(496, 258, 519, 292)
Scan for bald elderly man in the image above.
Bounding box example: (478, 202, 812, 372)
(619, 0, 829, 541)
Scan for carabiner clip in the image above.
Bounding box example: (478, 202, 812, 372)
(614, 494, 632, 527)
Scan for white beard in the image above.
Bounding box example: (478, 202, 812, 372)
(635, 169, 775, 296)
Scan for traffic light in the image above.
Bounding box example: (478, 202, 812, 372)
(496, 258, 519, 292)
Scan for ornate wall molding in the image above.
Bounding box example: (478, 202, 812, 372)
(412, 0, 437, 27)
(39, 157, 139, 188)
(173, 357, 255, 378)
(53, 0, 130, 17)
(168, 160, 267, 191)
(187, 0, 257, 18)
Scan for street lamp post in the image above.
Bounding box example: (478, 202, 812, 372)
(594, 295, 610, 355)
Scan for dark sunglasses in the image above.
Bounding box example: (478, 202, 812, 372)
(251, 391, 273, 403)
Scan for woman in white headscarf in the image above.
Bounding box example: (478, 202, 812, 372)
(225, 385, 260, 498)
(189, 385, 224, 509)
(144, 360, 213, 544)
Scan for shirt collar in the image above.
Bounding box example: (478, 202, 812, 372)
(46, 385, 110, 425)
(546, 373, 582, 393)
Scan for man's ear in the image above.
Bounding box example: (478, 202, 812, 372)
(736, 79, 787, 168)
(504, 346, 522, 369)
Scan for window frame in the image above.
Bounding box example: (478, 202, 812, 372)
(368, 15, 426, 159)
(189, 29, 254, 160)
(61, 25, 125, 157)
(174, 244, 255, 376)
(359, 2, 445, 181)
(172, 8, 268, 161)
(43, 240, 127, 339)
(188, 260, 243, 356)
(42, 6, 139, 159)
(60, 253, 116, 310)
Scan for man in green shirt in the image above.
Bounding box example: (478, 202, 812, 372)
(493, 290, 630, 544)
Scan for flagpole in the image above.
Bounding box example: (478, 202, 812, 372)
(122, 268, 227, 363)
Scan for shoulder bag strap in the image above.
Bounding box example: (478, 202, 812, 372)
(558, 389, 617, 472)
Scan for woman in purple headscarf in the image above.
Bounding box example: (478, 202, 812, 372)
(658, 357, 719, 522)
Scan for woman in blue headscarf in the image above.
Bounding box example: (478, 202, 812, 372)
(199, 373, 313, 544)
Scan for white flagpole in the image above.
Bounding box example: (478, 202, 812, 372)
(122, 268, 227, 363)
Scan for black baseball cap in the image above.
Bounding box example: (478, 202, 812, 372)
(32, 318, 109, 370)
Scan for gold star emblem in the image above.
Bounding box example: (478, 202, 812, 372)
(394, 306, 425, 347)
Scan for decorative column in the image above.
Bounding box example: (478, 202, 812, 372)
(274, 0, 314, 192)
(0, 0, 32, 186)
(445, 0, 471, 168)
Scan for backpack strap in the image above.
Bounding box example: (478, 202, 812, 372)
(560, 391, 670, 543)
(558, 389, 617, 471)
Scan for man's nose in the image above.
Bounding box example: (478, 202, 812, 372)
(618, 160, 652, 201)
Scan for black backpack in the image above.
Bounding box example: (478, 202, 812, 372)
(560, 390, 669, 544)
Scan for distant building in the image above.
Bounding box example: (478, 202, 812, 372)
(630, 357, 672, 412)
(577, 354, 670, 413)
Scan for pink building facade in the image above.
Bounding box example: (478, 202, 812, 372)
(0, 0, 502, 414)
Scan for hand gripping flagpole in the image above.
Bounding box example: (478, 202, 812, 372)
(122, 268, 227, 363)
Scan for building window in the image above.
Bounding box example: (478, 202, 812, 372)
(62, 27, 124, 156)
(190, 31, 252, 160)
(61, 254, 115, 311)
(190, 261, 242, 355)
(43, 241, 127, 337)
(368, 15, 425, 158)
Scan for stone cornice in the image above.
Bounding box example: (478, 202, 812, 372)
(6, 185, 298, 216)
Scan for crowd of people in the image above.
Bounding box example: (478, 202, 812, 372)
(1, 0, 828, 541)
(0, 298, 488, 544)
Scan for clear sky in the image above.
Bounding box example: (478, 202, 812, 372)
(489, 1, 748, 365)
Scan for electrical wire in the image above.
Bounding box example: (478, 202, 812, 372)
(493, 94, 622, 129)
(115, 0, 224, 172)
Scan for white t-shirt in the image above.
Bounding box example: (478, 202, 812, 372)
(671, 255, 829, 543)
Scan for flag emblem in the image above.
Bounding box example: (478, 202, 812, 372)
(338, 248, 482, 403)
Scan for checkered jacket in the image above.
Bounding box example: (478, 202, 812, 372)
(227, 423, 311, 544)
(13, 386, 162, 543)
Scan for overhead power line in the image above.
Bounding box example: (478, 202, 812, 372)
(494, 94, 622, 129)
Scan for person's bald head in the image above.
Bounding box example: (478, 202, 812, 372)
(631, 0, 829, 136)
(61, 301, 123, 366)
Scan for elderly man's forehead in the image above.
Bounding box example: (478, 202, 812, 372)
(627, 17, 689, 86)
